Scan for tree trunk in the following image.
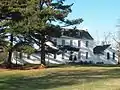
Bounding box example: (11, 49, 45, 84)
(7, 50, 13, 68)
(7, 34, 13, 68)
(41, 34, 46, 65)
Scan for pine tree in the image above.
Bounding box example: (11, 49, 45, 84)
(0, 0, 30, 68)
(0, 0, 83, 67)
(29, 0, 83, 65)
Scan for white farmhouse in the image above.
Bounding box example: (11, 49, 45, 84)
(12, 28, 118, 65)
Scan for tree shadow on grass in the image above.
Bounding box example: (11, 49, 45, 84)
(48, 64, 120, 69)
(0, 68, 120, 90)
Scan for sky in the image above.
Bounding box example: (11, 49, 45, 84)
(65, 0, 120, 43)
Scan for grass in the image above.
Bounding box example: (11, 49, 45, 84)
(0, 65, 120, 90)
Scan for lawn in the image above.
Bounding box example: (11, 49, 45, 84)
(0, 65, 120, 90)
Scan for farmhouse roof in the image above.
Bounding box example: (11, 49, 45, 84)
(62, 29, 94, 40)
(93, 44, 111, 54)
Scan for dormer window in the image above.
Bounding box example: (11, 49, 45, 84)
(86, 41, 89, 47)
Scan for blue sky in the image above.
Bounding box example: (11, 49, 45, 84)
(65, 0, 120, 41)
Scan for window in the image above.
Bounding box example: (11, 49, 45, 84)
(86, 41, 89, 47)
(62, 40, 65, 46)
(69, 55, 73, 61)
(78, 52, 81, 59)
(62, 51, 64, 59)
(19, 52, 22, 59)
(69, 51, 73, 61)
(73, 55, 77, 61)
(15, 52, 19, 59)
(54, 39, 57, 46)
(113, 53, 115, 60)
(54, 54, 56, 59)
(86, 52, 88, 59)
(107, 52, 110, 60)
(27, 54, 30, 59)
(70, 40, 73, 46)
(78, 40, 81, 47)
